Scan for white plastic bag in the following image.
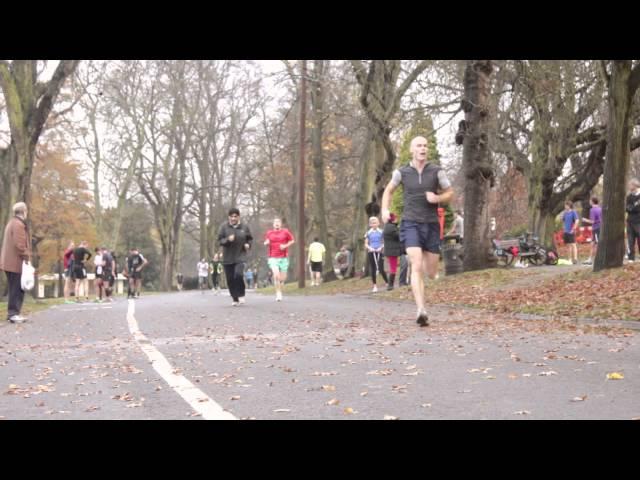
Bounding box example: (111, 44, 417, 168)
(21, 261, 35, 291)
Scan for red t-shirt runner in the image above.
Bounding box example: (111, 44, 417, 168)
(63, 248, 74, 269)
(264, 229, 294, 258)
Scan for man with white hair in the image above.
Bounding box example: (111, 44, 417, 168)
(0, 202, 32, 323)
(381, 136, 454, 327)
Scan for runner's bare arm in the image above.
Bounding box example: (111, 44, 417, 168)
(286, 232, 296, 249)
(381, 181, 398, 224)
(281, 239, 295, 250)
(426, 187, 454, 204)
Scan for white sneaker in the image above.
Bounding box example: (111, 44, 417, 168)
(372, 285, 378, 293)
(9, 315, 27, 323)
(239, 297, 246, 305)
(276, 292, 282, 302)
(232, 301, 239, 306)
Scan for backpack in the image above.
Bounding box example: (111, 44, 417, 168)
(545, 249, 559, 265)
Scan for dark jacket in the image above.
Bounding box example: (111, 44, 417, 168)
(218, 222, 253, 264)
(626, 192, 640, 224)
(0, 216, 31, 273)
(383, 221, 403, 257)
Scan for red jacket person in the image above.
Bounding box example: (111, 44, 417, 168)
(0, 202, 32, 323)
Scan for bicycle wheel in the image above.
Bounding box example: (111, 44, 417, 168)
(529, 248, 546, 266)
(496, 253, 515, 267)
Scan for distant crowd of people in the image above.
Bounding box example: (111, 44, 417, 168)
(3, 136, 639, 327)
(0, 200, 150, 323)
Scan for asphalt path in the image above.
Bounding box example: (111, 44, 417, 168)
(1, 289, 638, 419)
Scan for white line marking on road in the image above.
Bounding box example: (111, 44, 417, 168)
(126, 299, 236, 420)
(61, 306, 114, 312)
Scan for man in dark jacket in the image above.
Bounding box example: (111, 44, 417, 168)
(218, 208, 253, 305)
(72, 240, 92, 302)
(0, 202, 32, 323)
(383, 212, 402, 290)
(626, 178, 640, 262)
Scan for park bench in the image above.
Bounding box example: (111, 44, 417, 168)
(493, 235, 547, 267)
(493, 238, 520, 252)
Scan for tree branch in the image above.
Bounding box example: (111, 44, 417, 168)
(389, 60, 430, 117)
(350, 60, 367, 86)
(29, 60, 80, 148)
(599, 60, 611, 85)
(568, 137, 606, 155)
(0, 62, 24, 139)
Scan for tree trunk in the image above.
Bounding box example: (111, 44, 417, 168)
(174, 225, 183, 285)
(349, 133, 377, 277)
(0, 148, 14, 237)
(89, 111, 103, 235)
(530, 207, 558, 248)
(461, 60, 495, 272)
(111, 150, 139, 249)
(310, 60, 333, 276)
(0, 60, 79, 292)
(206, 194, 219, 259)
(350, 60, 429, 224)
(199, 159, 209, 260)
(595, 61, 637, 271)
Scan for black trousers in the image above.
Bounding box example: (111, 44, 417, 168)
(5, 271, 25, 319)
(399, 255, 409, 285)
(628, 221, 640, 260)
(212, 272, 220, 289)
(223, 263, 245, 301)
(368, 252, 388, 284)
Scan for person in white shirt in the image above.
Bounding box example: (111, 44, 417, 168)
(447, 210, 464, 243)
(93, 247, 105, 302)
(197, 258, 210, 293)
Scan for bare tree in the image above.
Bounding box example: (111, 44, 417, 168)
(0, 60, 79, 239)
(492, 61, 608, 245)
(105, 61, 197, 290)
(309, 60, 334, 277)
(348, 60, 430, 274)
(595, 60, 640, 271)
(69, 60, 113, 236)
(103, 61, 153, 250)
